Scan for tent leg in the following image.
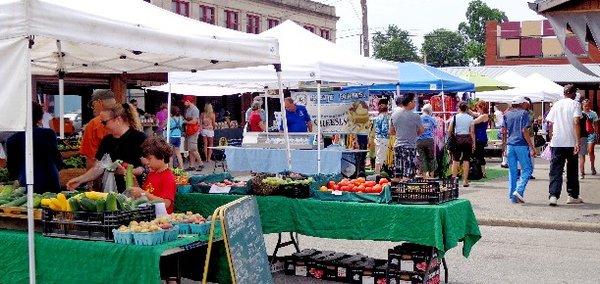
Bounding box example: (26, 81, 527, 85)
(264, 88, 269, 133)
(274, 64, 292, 171)
(317, 81, 322, 174)
(395, 84, 400, 98)
(166, 83, 172, 139)
(58, 75, 64, 138)
(26, 36, 37, 284)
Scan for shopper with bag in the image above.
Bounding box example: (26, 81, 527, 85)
(66, 103, 146, 193)
(546, 84, 583, 206)
(447, 102, 475, 187)
(502, 97, 537, 203)
(183, 96, 203, 171)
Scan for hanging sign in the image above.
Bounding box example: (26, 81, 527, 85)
(291, 90, 371, 134)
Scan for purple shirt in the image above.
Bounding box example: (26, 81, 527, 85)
(156, 109, 168, 129)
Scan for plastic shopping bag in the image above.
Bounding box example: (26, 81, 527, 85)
(540, 146, 552, 161)
(96, 154, 122, 193)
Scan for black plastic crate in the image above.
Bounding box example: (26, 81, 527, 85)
(42, 205, 155, 241)
(279, 183, 311, 199)
(284, 249, 320, 276)
(315, 252, 348, 281)
(349, 258, 386, 284)
(327, 254, 367, 282)
(391, 178, 458, 205)
(387, 243, 441, 284)
(307, 251, 336, 279)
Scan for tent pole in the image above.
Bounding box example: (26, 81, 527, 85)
(26, 36, 37, 284)
(56, 40, 65, 139)
(264, 88, 269, 133)
(274, 64, 292, 171)
(166, 83, 172, 139)
(395, 83, 400, 98)
(58, 73, 64, 138)
(317, 80, 322, 174)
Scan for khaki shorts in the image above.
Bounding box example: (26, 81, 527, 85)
(375, 137, 389, 165)
(185, 133, 199, 152)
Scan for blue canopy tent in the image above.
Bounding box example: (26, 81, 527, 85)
(343, 62, 475, 114)
(344, 62, 475, 93)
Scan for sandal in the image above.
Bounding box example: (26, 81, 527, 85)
(463, 183, 470, 188)
(592, 169, 597, 175)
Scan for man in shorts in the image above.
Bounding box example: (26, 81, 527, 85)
(390, 93, 424, 181)
(183, 96, 203, 171)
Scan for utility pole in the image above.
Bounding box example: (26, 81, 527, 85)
(360, 0, 369, 57)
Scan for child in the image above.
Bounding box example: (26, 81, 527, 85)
(131, 136, 176, 213)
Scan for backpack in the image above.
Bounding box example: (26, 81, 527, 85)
(468, 157, 483, 180)
(579, 113, 589, 137)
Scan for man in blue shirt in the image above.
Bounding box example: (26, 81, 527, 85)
(283, 97, 312, 132)
(502, 96, 538, 203)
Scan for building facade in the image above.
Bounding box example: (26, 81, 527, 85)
(149, 0, 338, 41)
(485, 19, 600, 66)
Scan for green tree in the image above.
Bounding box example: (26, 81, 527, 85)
(421, 29, 468, 67)
(372, 25, 419, 62)
(458, 0, 506, 65)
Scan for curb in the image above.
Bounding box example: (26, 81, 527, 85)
(478, 217, 600, 233)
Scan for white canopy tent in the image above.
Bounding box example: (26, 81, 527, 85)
(0, 0, 280, 282)
(475, 72, 563, 105)
(169, 20, 399, 173)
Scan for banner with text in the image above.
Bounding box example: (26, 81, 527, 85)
(291, 90, 371, 134)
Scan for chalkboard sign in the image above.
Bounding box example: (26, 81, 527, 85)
(222, 196, 273, 284)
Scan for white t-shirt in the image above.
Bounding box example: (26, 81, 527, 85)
(42, 112, 53, 128)
(546, 98, 582, 147)
(494, 110, 504, 128)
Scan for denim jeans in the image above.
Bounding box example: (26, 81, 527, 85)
(549, 147, 579, 199)
(507, 145, 533, 202)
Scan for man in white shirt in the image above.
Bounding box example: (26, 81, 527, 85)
(545, 84, 583, 206)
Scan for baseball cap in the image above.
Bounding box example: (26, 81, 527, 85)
(183, 95, 195, 103)
(511, 96, 527, 105)
(90, 89, 115, 102)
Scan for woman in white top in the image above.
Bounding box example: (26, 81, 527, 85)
(447, 102, 475, 187)
(200, 103, 217, 162)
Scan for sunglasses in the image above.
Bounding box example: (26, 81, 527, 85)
(101, 118, 113, 126)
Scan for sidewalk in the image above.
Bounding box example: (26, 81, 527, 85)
(468, 147, 600, 232)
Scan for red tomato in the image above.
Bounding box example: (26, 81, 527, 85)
(340, 186, 350, 192)
(339, 181, 349, 187)
(348, 185, 357, 192)
(333, 185, 340, 191)
(373, 184, 383, 193)
(365, 181, 376, 187)
(327, 181, 336, 189)
(356, 177, 366, 184)
(379, 178, 389, 185)
(356, 185, 365, 192)
(365, 187, 373, 193)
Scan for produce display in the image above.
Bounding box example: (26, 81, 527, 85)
(114, 218, 179, 246)
(57, 138, 81, 151)
(262, 176, 314, 187)
(0, 168, 12, 184)
(172, 168, 189, 185)
(41, 191, 148, 213)
(319, 177, 389, 194)
(0, 186, 28, 207)
(62, 155, 86, 169)
(167, 212, 210, 235)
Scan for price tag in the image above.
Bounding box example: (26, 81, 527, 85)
(331, 190, 343, 196)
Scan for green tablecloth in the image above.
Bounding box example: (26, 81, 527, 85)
(0, 230, 201, 284)
(175, 194, 481, 258)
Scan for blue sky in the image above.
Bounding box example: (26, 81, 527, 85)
(315, 0, 545, 55)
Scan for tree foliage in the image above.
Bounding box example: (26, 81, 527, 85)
(458, 0, 506, 65)
(372, 25, 420, 62)
(421, 29, 468, 67)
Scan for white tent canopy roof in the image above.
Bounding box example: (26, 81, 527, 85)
(0, 0, 280, 130)
(475, 72, 564, 103)
(145, 84, 262, 97)
(169, 20, 399, 87)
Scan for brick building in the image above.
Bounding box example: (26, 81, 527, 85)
(148, 0, 338, 41)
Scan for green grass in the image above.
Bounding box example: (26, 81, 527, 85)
(476, 168, 508, 182)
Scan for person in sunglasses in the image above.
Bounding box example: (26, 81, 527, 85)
(67, 103, 146, 192)
(80, 89, 116, 169)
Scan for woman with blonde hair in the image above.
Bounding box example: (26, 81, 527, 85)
(201, 103, 217, 162)
(67, 103, 146, 192)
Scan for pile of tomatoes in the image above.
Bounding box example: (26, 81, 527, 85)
(319, 177, 389, 194)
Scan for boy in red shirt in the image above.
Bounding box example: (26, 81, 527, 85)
(131, 136, 176, 213)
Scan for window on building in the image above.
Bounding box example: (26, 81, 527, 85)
(225, 10, 239, 30)
(199, 5, 215, 24)
(268, 19, 280, 29)
(320, 29, 331, 40)
(304, 25, 315, 33)
(171, 0, 189, 17)
(247, 15, 260, 34)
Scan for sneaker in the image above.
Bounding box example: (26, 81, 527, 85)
(549, 196, 558, 206)
(512, 192, 525, 203)
(529, 176, 536, 180)
(566, 197, 584, 204)
(500, 163, 509, 169)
